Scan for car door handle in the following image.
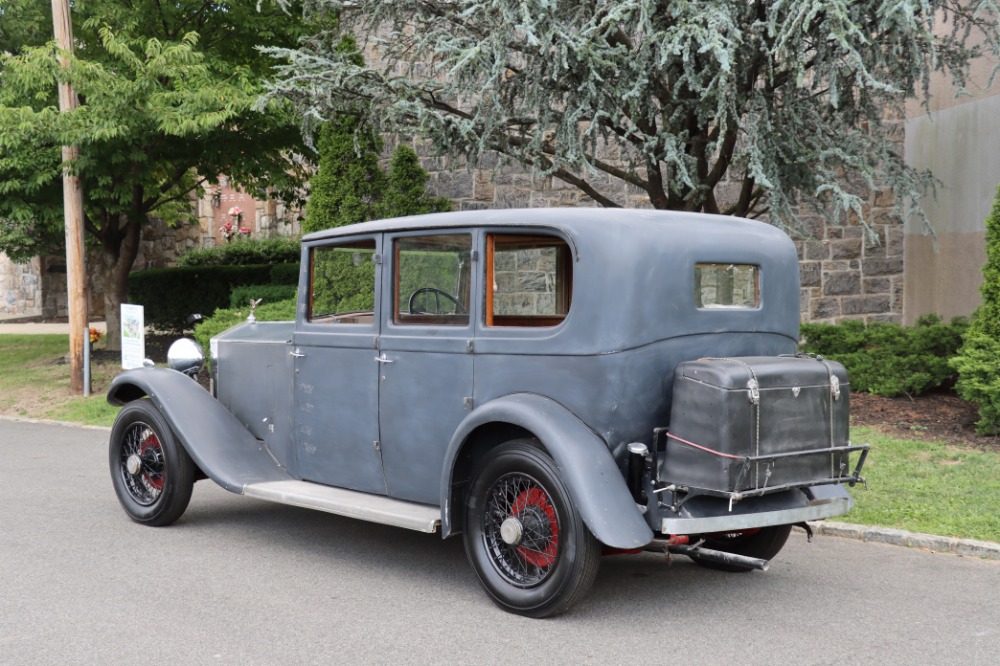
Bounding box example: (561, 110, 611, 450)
(374, 353, 394, 364)
(290, 349, 306, 358)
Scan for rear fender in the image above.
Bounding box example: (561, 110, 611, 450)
(108, 368, 290, 493)
(441, 393, 653, 549)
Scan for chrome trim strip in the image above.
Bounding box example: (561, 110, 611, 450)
(244, 480, 440, 533)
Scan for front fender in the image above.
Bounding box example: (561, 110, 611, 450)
(108, 368, 290, 493)
(440, 393, 653, 549)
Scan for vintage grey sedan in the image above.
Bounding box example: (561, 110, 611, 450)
(107, 208, 866, 617)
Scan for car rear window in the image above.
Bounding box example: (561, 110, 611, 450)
(695, 263, 759, 309)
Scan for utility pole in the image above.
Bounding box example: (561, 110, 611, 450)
(52, 0, 88, 394)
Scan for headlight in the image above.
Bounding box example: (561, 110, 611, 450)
(167, 338, 205, 378)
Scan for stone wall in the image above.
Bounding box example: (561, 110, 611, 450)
(2, 156, 905, 325)
(407, 144, 906, 325)
(0, 254, 43, 318)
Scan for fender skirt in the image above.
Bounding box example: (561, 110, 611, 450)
(108, 368, 291, 493)
(441, 393, 654, 549)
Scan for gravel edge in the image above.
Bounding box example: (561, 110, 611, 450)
(805, 521, 1000, 561)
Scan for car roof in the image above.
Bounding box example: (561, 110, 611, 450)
(302, 207, 760, 243)
(301, 208, 802, 350)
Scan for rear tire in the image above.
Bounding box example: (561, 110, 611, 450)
(693, 524, 793, 572)
(109, 400, 194, 527)
(463, 440, 601, 617)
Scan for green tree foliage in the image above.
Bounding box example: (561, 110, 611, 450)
(800, 316, 968, 397)
(303, 121, 452, 233)
(952, 185, 1000, 434)
(304, 114, 387, 232)
(0, 0, 314, 348)
(265, 0, 1000, 233)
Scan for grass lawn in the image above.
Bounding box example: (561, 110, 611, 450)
(1, 334, 998, 542)
(845, 427, 1000, 543)
(0, 334, 121, 427)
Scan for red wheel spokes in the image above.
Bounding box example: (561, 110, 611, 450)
(139, 432, 164, 491)
(511, 487, 559, 568)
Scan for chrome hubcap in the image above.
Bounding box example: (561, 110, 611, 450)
(126, 454, 143, 476)
(500, 517, 523, 545)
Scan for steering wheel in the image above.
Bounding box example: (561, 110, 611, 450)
(407, 287, 468, 315)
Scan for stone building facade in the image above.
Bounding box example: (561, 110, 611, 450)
(406, 145, 906, 325)
(0, 181, 298, 320)
(0, 160, 905, 324)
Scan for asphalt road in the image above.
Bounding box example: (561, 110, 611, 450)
(2, 419, 999, 666)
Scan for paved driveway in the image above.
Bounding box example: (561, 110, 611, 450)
(2, 418, 999, 665)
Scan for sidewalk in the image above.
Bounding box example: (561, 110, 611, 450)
(0, 315, 106, 335)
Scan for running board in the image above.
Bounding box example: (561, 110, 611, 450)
(242, 480, 441, 533)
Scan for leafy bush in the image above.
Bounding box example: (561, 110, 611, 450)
(193, 298, 298, 358)
(229, 284, 298, 309)
(799, 315, 968, 397)
(128, 263, 297, 331)
(952, 184, 1000, 434)
(178, 236, 301, 267)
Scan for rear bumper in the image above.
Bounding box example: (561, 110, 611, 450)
(659, 484, 854, 535)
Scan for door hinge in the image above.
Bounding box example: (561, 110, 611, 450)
(464, 397, 474, 411)
(471, 249, 479, 261)
(373, 253, 382, 265)
(466, 339, 474, 352)
(373, 440, 381, 452)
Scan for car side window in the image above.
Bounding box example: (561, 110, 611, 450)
(308, 240, 377, 324)
(487, 234, 572, 327)
(394, 234, 472, 325)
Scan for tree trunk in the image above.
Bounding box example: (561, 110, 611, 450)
(96, 215, 142, 352)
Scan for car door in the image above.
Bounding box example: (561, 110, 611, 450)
(292, 235, 387, 495)
(376, 230, 477, 505)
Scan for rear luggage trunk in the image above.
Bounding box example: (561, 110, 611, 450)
(661, 356, 861, 497)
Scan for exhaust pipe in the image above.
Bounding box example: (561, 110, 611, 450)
(645, 538, 769, 571)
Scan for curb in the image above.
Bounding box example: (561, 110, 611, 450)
(805, 521, 1000, 561)
(0, 415, 112, 432)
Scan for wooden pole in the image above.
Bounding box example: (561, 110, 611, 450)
(52, 0, 88, 395)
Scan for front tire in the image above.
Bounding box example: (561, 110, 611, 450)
(109, 400, 194, 526)
(463, 440, 601, 617)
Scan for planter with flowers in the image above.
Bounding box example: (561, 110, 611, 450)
(220, 206, 252, 243)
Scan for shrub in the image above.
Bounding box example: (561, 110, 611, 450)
(128, 263, 297, 331)
(178, 236, 301, 267)
(952, 184, 1000, 433)
(229, 284, 298, 309)
(194, 298, 298, 360)
(799, 315, 968, 397)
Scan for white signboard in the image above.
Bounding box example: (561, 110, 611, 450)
(121, 303, 146, 369)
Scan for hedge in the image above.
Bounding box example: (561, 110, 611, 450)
(128, 263, 297, 331)
(799, 315, 968, 397)
(178, 236, 301, 267)
(229, 284, 298, 309)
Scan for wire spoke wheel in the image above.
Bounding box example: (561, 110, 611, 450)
(109, 399, 194, 527)
(118, 423, 166, 506)
(482, 473, 561, 587)
(464, 439, 601, 617)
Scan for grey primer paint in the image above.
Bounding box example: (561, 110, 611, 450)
(109, 209, 858, 549)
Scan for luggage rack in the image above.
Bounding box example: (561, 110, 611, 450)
(651, 427, 870, 512)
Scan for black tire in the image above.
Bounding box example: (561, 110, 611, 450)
(109, 400, 194, 526)
(693, 524, 793, 572)
(463, 440, 601, 617)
